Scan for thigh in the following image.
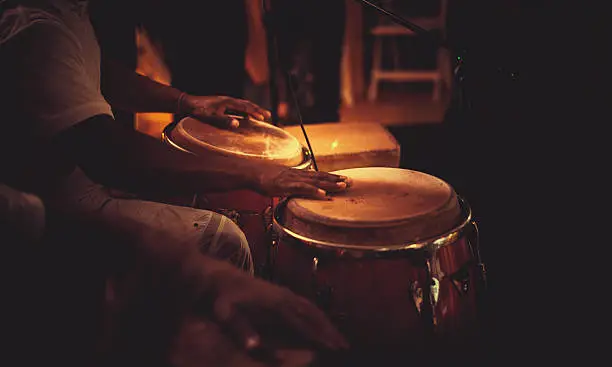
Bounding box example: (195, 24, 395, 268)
(99, 197, 253, 273)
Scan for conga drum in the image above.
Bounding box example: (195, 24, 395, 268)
(272, 167, 485, 357)
(163, 116, 312, 277)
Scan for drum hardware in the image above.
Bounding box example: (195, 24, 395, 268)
(161, 122, 193, 154)
(468, 220, 487, 290)
(262, 222, 279, 281)
(409, 277, 440, 322)
(262, 205, 275, 230)
(309, 257, 345, 320)
(448, 265, 472, 297)
(310, 257, 330, 310)
(421, 256, 439, 332)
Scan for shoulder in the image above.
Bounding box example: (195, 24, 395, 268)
(0, 6, 80, 55)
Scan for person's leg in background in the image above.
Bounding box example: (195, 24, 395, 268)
(303, 0, 346, 123)
(270, 0, 345, 125)
(268, 0, 305, 124)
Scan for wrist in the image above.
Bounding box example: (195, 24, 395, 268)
(176, 92, 195, 116)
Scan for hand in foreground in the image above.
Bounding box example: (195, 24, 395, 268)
(200, 261, 349, 353)
(254, 166, 352, 199)
(171, 315, 318, 367)
(180, 94, 272, 129)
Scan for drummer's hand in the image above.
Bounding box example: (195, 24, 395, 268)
(203, 261, 349, 353)
(254, 166, 351, 199)
(180, 94, 272, 129)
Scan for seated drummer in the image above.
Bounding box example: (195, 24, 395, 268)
(0, 0, 349, 362)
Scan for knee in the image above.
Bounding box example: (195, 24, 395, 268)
(215, 217, 254, 275)
(199, 214, 253, 275)
(217, 216, 250, 255)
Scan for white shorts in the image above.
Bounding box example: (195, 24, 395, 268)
(44, 169, 254, 274)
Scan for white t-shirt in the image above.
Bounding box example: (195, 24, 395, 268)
(0, 0, 113, 208)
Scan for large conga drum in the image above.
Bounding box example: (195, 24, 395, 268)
(163, 116, 312, 276)
(272, 167, 485, 358)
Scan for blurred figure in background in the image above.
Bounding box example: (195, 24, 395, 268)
(272, 0, 346, 124)
(244, 0, 346, 125)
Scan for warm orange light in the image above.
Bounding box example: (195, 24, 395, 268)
(134, 27, 173, 139)
(331, 139, 340, 150)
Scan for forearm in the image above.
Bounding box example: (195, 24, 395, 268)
(118, 127, 261, 195)
(60, 115, 264, 196)
(101, 58, 182, 114)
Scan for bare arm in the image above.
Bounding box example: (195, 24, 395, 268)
(56, 115, 350, 198)
(55, 114, 262, 196)
(100, 58, 183, 114)
(7, 22, 347, 200)
(100, 59, 270, 127)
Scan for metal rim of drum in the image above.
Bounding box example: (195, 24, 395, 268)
(272, 196, 472, 259)
(162, 120, 313, 171)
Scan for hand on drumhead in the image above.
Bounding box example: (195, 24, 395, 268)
(180, 94, 272, 129)
(203, 263, 349, 353)
(253, 167, 352, 199)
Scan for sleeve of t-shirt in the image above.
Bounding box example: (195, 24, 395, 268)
(2, 21, 114, 140)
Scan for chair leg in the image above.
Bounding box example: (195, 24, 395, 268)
(368, 37, 383, 102)
(432, 48, 450, 101)
(433, 76, 442, 101)
(439, 48, 453, 94)
(391, 37, 400, 69)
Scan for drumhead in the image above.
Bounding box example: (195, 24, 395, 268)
(167, 116, 304, 166)
(283, 167, 463, 246)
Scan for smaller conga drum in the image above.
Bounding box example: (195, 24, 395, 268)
(163, 116, 312, 277)
(272, 167, 485, 355)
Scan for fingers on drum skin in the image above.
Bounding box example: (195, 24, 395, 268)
(217, 98, 258, 119)
(300, 171, 353, 190)
(301, 170, 346, 183)
(236, 101, 265, 121)
(291, 172, 348, 193)
(307, 179, 348, 193)
(282, 182, 327, 199)
(197, 114, 237, 129)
